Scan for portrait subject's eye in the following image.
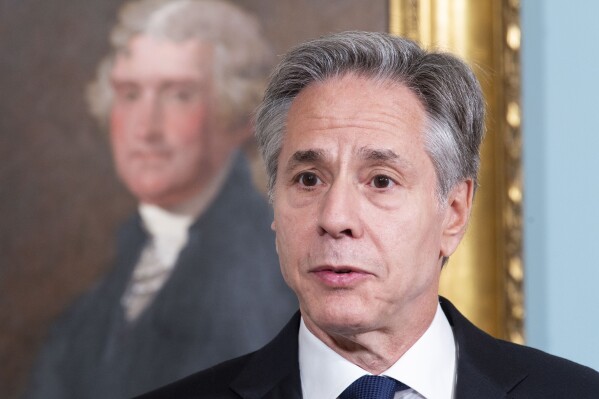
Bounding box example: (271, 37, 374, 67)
(163, 86, 199, 104)
(370, 174, 395, 189)
(114, 85, 141, 103)
(297, 172, 321, 187)
(174, 88, 196, 103)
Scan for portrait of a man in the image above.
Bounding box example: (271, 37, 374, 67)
(23, 1, 297, 398)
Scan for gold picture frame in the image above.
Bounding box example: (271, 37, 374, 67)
(389, 0, 523, 343)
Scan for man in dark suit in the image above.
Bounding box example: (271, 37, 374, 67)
(138, 31, 599, 398)
(24, 1, 296, 398)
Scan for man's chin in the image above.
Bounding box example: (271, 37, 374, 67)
(302, 299, 376, 337)
(129, 184, 181, 207)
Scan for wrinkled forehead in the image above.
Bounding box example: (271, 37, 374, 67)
(285, 74, 427, 139)
(287, 73, 427, 125)
(280, 74, 429, 162)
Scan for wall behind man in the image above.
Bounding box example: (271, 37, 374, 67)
(522, 0, 599, 370)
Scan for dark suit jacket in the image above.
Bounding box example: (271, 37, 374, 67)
(25, 154, 297, 399)
(137, 297, 599, 399)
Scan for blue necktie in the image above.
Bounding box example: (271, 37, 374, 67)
(339, 375, 407, 399)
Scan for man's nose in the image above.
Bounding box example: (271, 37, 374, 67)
(317, 179, 363, 239)
(134, 95, 163, 139)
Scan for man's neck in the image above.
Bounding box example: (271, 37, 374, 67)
(301, 297, 438, 374)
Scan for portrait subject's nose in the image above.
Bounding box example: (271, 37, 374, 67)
(317, 179, 363, 239)
(134, 94, 163, 140)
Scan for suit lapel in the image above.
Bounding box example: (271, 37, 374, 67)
(440, 297, 528, 398)
(230, 312, 303, 399)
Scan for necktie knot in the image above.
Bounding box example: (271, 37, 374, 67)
(339, 375, 406, 399)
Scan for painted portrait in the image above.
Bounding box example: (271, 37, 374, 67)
(0, 1, 387, 397)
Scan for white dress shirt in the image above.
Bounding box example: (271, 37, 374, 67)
(299, 303, 456, 399)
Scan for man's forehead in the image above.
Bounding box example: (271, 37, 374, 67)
(287, 75, 425, 129)
(118, 33, 212, 55)
(293, 73, 417, 103)
(111, 34, 213, 80)
(284, 146, 414, 171)
(283, 75, 426, 143)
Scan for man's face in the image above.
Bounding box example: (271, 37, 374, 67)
(109, 35, 239, 207)
(272, 74, 471, 338)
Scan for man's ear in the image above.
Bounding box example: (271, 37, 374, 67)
(440, 179, 474, 258)
(271, 220, 279, 254)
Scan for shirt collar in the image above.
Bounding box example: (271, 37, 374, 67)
(298, 303, 456, 399)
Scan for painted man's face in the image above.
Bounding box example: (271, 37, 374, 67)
(109, 35, 238, 207)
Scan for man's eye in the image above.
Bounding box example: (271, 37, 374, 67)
(174, 89, 195, 102)
(164, 86, 199, 104)
(370, 174, 395, 189)
(116, 88, 140, 102)
(297, 172, 320, 187)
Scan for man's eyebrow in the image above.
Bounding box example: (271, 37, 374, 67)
(161, 79, 205, 87)
(358, 147, 398, 161)
(110, 79, 138, 86)
(284, 149, 327, 173)
(110, 77, 204, 86)
(357, 147, 414, 168)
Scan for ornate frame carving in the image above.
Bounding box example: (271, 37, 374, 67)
(389, 0, 523, 342)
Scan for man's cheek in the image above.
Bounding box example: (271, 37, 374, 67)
(109, 107, 129, 134)
(166, 110, 208, 142)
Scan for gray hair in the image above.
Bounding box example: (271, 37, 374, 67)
(256, 31, 485, 202)
(87, 0, 273, 131)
